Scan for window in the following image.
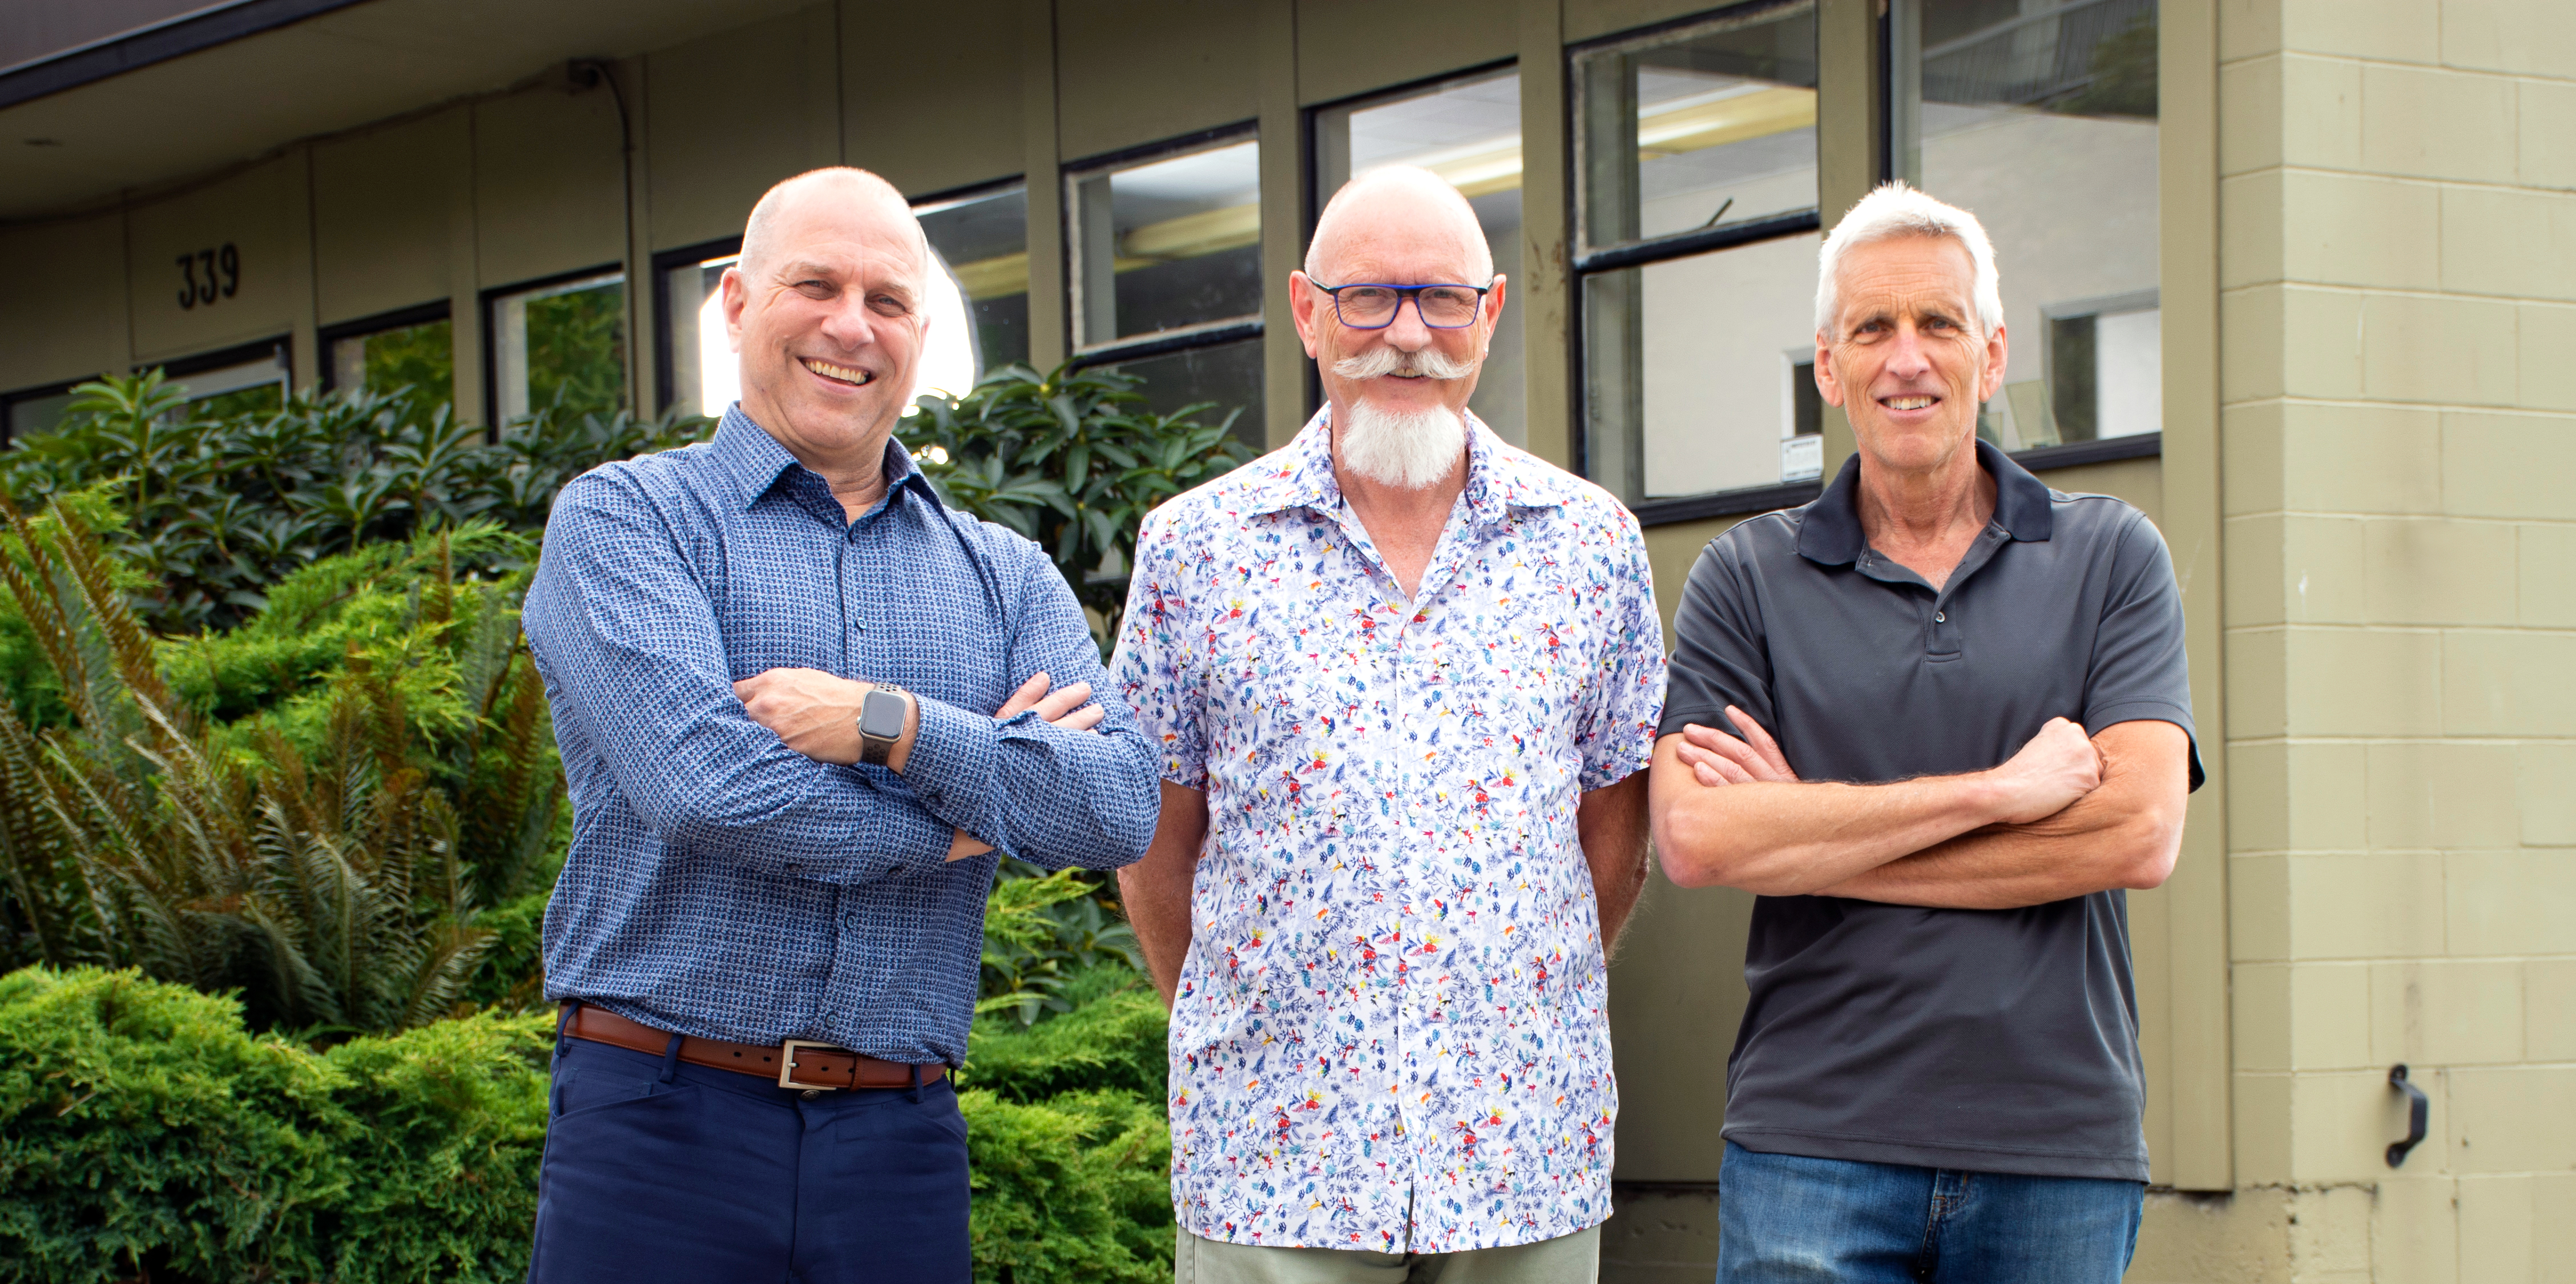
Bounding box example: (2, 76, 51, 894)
(655, 184, 1019, 420)
(322, 303, 453, 404)
(164, 340, 291, 419)
(1, 379, 83, 444)
(1572, 1, 1823, 513)
(1068, 131, 1264, 447)
(1890, 0, 2160, 452)
(1313, 66, 1527, 445)
(488, 269, 627, 426)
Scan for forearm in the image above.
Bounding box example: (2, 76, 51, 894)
(900, 695, 1162, 870)
(1815, 798, 2148, 909)
(1578, 773, 1651, 953)
(1119, 781, 1207, 1007)
(1819, 721, 2191, 909)
(1651, 749, 2013, 895)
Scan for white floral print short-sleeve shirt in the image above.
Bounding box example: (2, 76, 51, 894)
(1110, 409, 1666, 1254)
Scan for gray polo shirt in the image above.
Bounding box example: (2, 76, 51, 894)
(1660, 438, 2202, 1182)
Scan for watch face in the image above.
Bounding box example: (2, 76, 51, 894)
(860, 689, 908, 741)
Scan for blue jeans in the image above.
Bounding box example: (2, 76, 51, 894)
(527, 1029, 970, 1283)
(1715, 1141, 2143, 1283)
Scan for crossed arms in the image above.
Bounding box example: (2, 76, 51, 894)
(1648, 707, 2189, 910)
(525, 479, 1158, 883)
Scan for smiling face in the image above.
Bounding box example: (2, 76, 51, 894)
(723, 175, 928, 472)
(1814, 233, 2007, 477)
(1291, 172, 1503, 430)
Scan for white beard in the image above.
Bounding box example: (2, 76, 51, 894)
(1331, 344, 1476, 490)
(1337, 399, 1467, 490)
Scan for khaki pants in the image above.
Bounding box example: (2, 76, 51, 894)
(1175, 1226, 1601, 1284)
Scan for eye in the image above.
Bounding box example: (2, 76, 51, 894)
(795, 279, 832, 298)
(870, 294, 910, 316)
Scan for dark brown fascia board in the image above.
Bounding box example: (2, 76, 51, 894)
(0, 0, 374, 112)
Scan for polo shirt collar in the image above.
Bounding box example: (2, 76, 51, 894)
(1240, 404, 1581, 524)
(710, 402, 939, 518)
(1796, 436, 2055, 566)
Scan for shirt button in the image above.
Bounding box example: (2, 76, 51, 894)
(1934, 611, 1946, 622)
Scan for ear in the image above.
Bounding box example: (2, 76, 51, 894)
(1480, 275, 1507, 357)
(1288, 271, 1324, 359)
(1978, 321, 2009, 403)
(1812, 332, 1844, 408)
(720, 267, 749, 354)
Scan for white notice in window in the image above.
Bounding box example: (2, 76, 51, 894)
(1781, 434, 1822, 482)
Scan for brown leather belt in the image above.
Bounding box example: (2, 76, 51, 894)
(561, 1003, 948, 1091)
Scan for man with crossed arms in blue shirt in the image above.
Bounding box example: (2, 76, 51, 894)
(521, 167, 1158, 1283)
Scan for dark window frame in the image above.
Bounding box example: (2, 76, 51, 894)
(1062, 121, 1266, 369)
(317, 300, 451, 393)
(1565, 0, 1827, 524)
(649, 236, 741, 417)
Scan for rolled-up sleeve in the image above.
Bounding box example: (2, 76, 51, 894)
(524, 474, 953, 883)
(897, 541, 1161, 869)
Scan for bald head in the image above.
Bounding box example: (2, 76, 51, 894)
(740, 167, 926, 281)
(1304, 166, 1494, 284)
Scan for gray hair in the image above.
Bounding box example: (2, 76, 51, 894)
(1813, 181, 2003, 340)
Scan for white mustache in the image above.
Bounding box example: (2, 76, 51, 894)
(1332, 345, 1478, 381)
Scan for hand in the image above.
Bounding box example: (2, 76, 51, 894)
(946, 671, 1106, 861)
(734, 667, 872, 764)
(1985, 717, 2103, 824)
(1674, 706, 1801, 787)
(993, 670, 1104, 731)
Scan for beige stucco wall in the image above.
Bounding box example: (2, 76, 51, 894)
(2176, 0, 2576, 1279)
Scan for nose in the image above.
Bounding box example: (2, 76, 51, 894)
(817, 288, 876, 351)
(1884, 320, 1933, 380)
(1379, 295, 1434, 351)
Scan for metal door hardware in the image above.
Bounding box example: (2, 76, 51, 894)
(2386, 1064, 2429, 1168)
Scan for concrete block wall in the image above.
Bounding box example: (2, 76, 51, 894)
(2194, 1, 2576, 1279)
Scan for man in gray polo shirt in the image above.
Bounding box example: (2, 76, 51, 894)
(1648, 182, 2202, 1283)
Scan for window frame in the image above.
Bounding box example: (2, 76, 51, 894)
(481, 263, 628, 430)
(1062, 122, 1266, 370)
(1881, 0, 2165, 476)
(0, 375, 89, 448)
(1305, 57, 1528, 437)
(650, 235, 741, 418)
(318, 300, 451, 395)
(1566, 0, 1829, 525)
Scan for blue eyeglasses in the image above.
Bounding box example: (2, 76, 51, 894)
(1309, 281, 1493, 329)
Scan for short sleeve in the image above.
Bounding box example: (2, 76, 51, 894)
(2082, 511, 2206, 790)
(1573, 509, 1668, 790)
(1108, 509, 1211, 788)
(1659, 532, 1775, 743)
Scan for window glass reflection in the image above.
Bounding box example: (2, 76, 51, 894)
(328, 318, 453, 402)
(916, 184, 1031, 373)
(493, 272, 626, 424)
(1315, 68, 1527, 445)
(1102, 337, 1265, 453)
(1895, 0, 2159, 447)
(1575, 1, 1820, 251)
(168, 345, 291, 420)
(1585, 232, 1821, 502)
(1070, 137, 1262, 348)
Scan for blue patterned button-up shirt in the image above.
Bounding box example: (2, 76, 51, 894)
(522, 406, 1159, 1065)
(1110, 410, 1666, 1253)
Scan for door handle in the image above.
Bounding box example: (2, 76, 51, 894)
(2386, 1064, 2429, 1168)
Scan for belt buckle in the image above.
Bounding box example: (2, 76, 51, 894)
(777, 1039, 850, 1091)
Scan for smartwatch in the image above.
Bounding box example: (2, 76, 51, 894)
(857, 683, 910, 766)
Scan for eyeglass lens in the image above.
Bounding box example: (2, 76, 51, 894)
(1336, 285, 1483, 328)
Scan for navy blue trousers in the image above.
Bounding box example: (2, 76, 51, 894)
(527, 1028, 970, 1284)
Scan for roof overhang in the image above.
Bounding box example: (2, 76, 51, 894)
(0, 0, 813, 223)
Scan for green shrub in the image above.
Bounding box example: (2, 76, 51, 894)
(0, 506, 562, 1029)
(0, 966, 553, 1284)
(0, 965, 1170, 1284)
(912, 364, 1257, 651)
(2, 371, 711, 634)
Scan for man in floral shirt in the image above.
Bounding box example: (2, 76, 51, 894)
(1110, 166, 1665, 1283)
